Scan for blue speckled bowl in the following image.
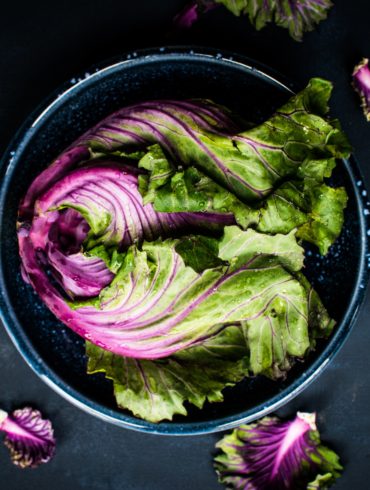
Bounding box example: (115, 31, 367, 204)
(0, 47, 369, 435)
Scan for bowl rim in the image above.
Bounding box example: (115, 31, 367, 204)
(0, 46, 369, 435)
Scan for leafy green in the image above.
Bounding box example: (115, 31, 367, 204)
(138, 144, 175, 205)
(174, 235, 224, 272)
(138, 79, 349, 255)
(19, 78, 349, 423)
(352, 58, 370, 122)
(85, 227, 333, 420)
(215, 0, 333, 41)
(140, 154, 347, 256)
(214, 412, 342, 489)
(256, 179, 348, 255)
(87, 325, 249, 423)
(141, 161, 255, 229)
(87, 80, 350, 209)
(75, 227, 312, 359)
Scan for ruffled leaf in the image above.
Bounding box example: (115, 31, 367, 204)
(138, 80, 349, 254)
(173, 1, 217, 29)
(214, 412, 342, 489)
(0, 408, 55, 468)
(86, 325, 249, 422)
(352, 58, 370, 122)
(138, 144, 175, 205)
(255, 179, 348, 255)
(85, 227, 333, 422)
(217, 0, 332, 40)
(18, 80, 347, 414)
(273, 0, 333, 41)
(72, 227, 316, 360)
(82, 80, 350, 205)
(175, 0, 333, 40)
(216, 0, 249, 16)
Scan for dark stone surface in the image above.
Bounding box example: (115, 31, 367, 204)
(0, 0, 369, 488)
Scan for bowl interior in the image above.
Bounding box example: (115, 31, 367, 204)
(0, 50, 366, 434)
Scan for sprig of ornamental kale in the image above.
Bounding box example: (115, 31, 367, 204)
(214, 412, 342, 489)
(0, 407, 55, 468)
(353, 58, 370, 121)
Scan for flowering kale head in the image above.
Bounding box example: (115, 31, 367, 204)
(17, 81, 350, 423)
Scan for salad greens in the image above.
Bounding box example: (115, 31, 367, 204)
(18, 78, 349, 422)
(74, 227, 319, 360)
(86, 227, 333, 421)
(214, 412, 342, 489)
(87, 324, 249, 423)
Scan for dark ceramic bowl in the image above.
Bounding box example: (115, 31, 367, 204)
(0, 47, 369, 435)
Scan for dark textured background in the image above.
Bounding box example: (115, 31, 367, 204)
(0, 1, 369, 488)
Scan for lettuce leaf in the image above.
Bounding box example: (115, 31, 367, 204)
(78, 80, 349, 206)
(256, 179, 348, 255)
(139, 159, 347, 256)
(85, 227, 333, 421)
(72, 227, 313, 359)
(86, 325, 249, 423)
(136, 80, 349, 254)
(85, 257, 333, 421)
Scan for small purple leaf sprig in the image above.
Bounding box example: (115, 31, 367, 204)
(353, 58, 370, 122)
(173, 0, 217, 30)
(0, 406, 55, 468)
(214, 412, 342, 489)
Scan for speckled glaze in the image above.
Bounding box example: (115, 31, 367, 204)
(0, 47, 369, 435)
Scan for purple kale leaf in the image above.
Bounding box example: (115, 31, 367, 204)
(173, 0, 217, 29)
(214, 412, 342, 489)
(272, 0, 333, 41)
(0, 407, 55, 468)
(353, 58, 370, 121)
